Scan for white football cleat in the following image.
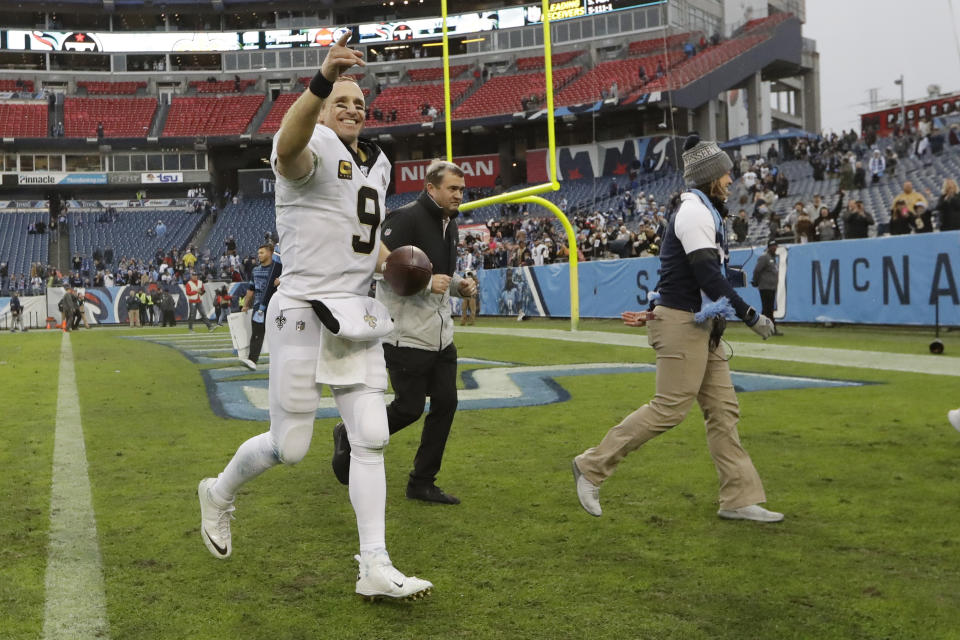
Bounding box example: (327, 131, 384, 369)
(198, 478, 235, 559)
(239, 358, 257, 371)
(355, 552, 433, 601)
(949, 409, 960, 433)
(572, 459, 602, 517)
(717, 504, 784, 523)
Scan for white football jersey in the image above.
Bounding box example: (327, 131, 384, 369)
(270, 124, 391, 301)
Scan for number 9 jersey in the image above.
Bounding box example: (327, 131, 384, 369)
(269, 124, 392, 301)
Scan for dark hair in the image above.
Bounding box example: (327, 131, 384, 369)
(258, 242, 274, 252)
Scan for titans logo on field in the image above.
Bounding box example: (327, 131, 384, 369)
(127, 334, 867, 423)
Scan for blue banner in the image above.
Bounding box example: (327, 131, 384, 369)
(784, 232, 960, 324)
(476, 233, 960, 325)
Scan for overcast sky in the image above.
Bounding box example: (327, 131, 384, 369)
(803, 0, 960, 134)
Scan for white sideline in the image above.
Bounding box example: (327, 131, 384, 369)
(43, 334, 110, 640)
(453, 327, 960, 377)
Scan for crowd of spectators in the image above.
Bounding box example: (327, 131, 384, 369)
(0, 261, 55, 296)
(63, 239, 260, 292)
(5, 119, 960, 308)
(730, 121, 960, 244)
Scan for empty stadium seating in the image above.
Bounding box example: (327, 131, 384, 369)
(258, 93, 298, 134)
(204, 197, 276, 258)
(627, 33, 694, 56)
(78, 81, 146, 95)
(64, 97, 157, 137)
(453, 67, 581, 119)
(0, 211, 50, 279)
(298, 73, 365, 86)
(366, 80, 473, 126)
(162, 95, 264, 136)
(0, 103, 48, 137)
(741, 12, 793, 33)
(407, 65, 469, 82)
(515, 51, 583, 71)
(647, 34, 768, 90)
(0, 79, 35, 92)
(189, 79, 257, 93)
(555, 52, 684, 106)
(70, 209, 199, 263)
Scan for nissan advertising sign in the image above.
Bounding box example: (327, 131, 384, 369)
(393, 155, 500, 194)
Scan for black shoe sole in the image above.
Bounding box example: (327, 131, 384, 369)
(405, 487, 460, 505)
(332, 422, 351, 485)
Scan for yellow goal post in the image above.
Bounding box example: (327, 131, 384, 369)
(439, 0, 579, 331)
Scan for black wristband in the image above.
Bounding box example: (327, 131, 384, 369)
(308, 72, 334, 99)
(743, 306, 759, 327)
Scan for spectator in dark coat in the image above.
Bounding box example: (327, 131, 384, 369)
(932, 179, 960, 231)
(732, 209, 749, 243)
(843, 201, 875, 239)
(889, 200, 915, 235)
(853, 161, 866, 189)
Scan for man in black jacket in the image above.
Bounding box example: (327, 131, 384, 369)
(332, 160, 476, 504)
(843, 200, 875, 239)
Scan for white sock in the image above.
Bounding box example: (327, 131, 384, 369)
(213, 432, 279, 503)
(349, 446, 387, 554)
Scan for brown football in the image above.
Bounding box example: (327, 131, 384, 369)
(383, 245, 433, 296)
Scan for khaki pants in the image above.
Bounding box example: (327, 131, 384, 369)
(461, 297, 477, 325)
(575, 305, 765, 510)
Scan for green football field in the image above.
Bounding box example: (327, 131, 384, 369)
(2, 321, 959, 640)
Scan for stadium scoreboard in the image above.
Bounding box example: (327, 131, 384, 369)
(0, 1, 663, 53)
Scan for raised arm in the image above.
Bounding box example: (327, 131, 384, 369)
(274, 31, 364, 180)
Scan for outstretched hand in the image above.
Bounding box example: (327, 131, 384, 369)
(320, 30, 365, 82)
(621, 310, 653, 327)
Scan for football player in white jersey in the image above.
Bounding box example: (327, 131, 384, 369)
(197, 30, 432, 600)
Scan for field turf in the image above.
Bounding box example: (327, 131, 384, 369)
(1, 321, 958, 639)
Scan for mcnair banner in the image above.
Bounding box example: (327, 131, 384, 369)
(475, 232, 960, 325)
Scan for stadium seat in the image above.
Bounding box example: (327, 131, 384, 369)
(258, 93, 299, 134)
(453, 67, 581, 119)
(0, 79, 35, 92)
(77, 81, 146, 95)
(298, 73, 365, 87)
(0, 210, 50, 278)
(515, 51, 584, 71)
(0, 103, 48, 137)
(407, 66, 469, 82)
(162, 95, 264, 136)
(189, 80, 257, 93)
(69, 209, 200, 264)
(204, 198, 277, 259)
(366, 81, 473, 127)
(64, 97, 157, 137)
(555, 52, 684, 106)
(627, 33, 695, 56)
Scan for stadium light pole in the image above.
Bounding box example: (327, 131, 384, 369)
(894, 75, 905, 132)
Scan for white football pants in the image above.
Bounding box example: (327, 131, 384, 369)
(213, 296, 390, 553)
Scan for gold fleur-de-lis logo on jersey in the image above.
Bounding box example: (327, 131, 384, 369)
(364, 313, 377, 328)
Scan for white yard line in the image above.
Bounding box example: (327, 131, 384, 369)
(43, 334, 110, 640)
(454, 327, 960, 377)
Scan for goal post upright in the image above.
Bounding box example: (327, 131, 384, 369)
(441, 0, 454, 162)
(442, 0, 579, 331)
